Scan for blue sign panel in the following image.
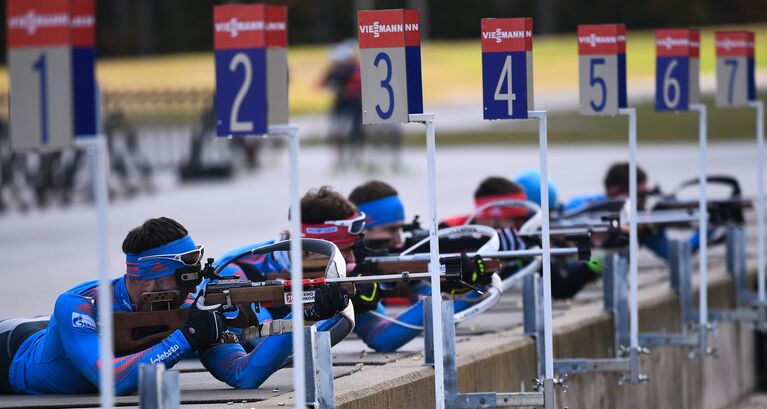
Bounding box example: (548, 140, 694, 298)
(214, 48, 267, 137)
(482, 51, 529, 120)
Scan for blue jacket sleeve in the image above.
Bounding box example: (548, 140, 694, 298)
(54, 293, 192, 396)
(354, 286, 474, 353)
(200, 333, 292, 389)
(642, 229, 670, 261)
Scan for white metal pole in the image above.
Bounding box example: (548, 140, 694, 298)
(410, 113, 445, 409)
(528, 111, 554, 381)
(749, 101, 766, 308)
(619, 107, 639, 354)
(94, 136, 114, 409)
(286, 126, 305, 409)
(690, 103, 708, 334)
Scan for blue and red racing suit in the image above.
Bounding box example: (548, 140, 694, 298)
(7, 276, 292, 395)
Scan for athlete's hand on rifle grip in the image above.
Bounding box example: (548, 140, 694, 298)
(181, 304, 226, 350)
(304, 283, 350, 321)
(444, 253, 489, 294)
(351, 262, 383, 312)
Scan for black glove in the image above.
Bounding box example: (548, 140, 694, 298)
(304, 283, 350, 321)
(443, 253, 489, 294)
(350, 262, 383, 312)
(181, 303, 226, 350)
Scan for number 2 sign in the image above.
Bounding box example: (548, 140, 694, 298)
(715, 31, 756, 108)
(655, 29, 700, 111)
(578, 24, 627, 116)
(481, 17, 533, 120)
(358, 9, 423, 125)
(7, 0, 74, 151)
(214, 4, 268, 137)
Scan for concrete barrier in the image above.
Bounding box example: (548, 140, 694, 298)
(257, 267, 759, 409)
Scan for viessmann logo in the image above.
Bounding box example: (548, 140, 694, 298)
(716, 38, 754, 51)
(482, 28, 532, 44)
(359, 21, 418, 38)
(8, 10, 69, 35)
(215, 17, 265, 38)
(266, 22, 286, 31)
(579, 33, 626, 48)
(150, 344, 181, 364)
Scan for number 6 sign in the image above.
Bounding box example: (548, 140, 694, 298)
(481, 18, 533, 120)
(358, 9, 423, 125)
(715, 31, 756, 108)
(655, 29, 700, 111)
(578, 24, 627, 116)
(214, 4, 268, 137)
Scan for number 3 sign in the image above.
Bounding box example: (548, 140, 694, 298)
(358, 9, 423, 125)
(715, 31, 756, 108)
(481, 18, 533, 120)
(578, 24, 627, 116)
(655, 29, 700, 111)
(214, 4, 268, 137)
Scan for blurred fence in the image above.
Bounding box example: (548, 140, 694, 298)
(0, 88, 276, 214)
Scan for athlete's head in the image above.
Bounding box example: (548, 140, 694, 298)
(349, 181, 405, 250)
(301, 186, 362, 264)
(122, 217, 203, 309)
(472, 176, 527, 229)
(604, 162, 649, 208)
(514, 169, 559, 210)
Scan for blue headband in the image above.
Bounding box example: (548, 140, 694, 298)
(358, 195, 405, 228)
(125, 235, 197, 280)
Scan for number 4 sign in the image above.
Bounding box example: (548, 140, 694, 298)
(578, 24, 627, 116)
(481, 18, 533, 120)
(655, 29, 700, 111)
(214, 4, 268, 137)
(7, 0, 74, 151)
(715, 31, 756, 108)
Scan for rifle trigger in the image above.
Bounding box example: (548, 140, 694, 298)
(223, 289, 233, 308)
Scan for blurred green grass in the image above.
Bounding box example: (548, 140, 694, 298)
(0, 23, 762, 116)
(397, 92, 766, 146)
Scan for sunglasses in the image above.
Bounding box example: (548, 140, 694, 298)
(324, 212, 366, 235)
(138, 245, 205, 266)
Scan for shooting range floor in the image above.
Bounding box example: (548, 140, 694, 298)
(0, 218, 758, 408)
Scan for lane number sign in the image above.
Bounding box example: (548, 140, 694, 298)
(266, 6, 288, 126)
(214, 4, 268, 137)
(578, 24, 627, 116)
(481, 17, 533, 120)
(358, 9, 423, 125)
(7, 0, 74, 151)
(655, 29, 700, 112)
(71, 0, 97, 137)
(715, 31, 756, 108)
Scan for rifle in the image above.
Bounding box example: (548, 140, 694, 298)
(112, 238, 482, 356)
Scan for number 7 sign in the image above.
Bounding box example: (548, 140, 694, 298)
(715, 31, 756, 108)
(481, 18, 533, 120)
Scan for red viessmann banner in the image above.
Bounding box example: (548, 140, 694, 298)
(7, 0, 70, 48)
(358, 9, 407, 49)
(214, 4, 266, 50)
(578, 24, 626, 55)
(480, 18, 533, 53)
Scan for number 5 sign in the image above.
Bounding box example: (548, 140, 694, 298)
(358, 9, 423, 125)
(214, 4, 268, 137)
(715, 31, 756, 108)
(7, 0, 74, 151)
(655, 29, 700, 111)
(578, 24, 627, 116)
(481, 18, 533, 120)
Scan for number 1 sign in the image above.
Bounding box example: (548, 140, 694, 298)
(578, 24, 627, 116)
(214, 4, 268, 136)
(655, 29, 700, 111)
(358, 9, 423, 125)
(7, 0, 74, 151)
(715, 31, 756, 108)
(481, 17, 533, 120)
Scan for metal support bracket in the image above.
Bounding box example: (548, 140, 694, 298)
(304, 326, 336, 409)
(139, 363, 180, 409)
